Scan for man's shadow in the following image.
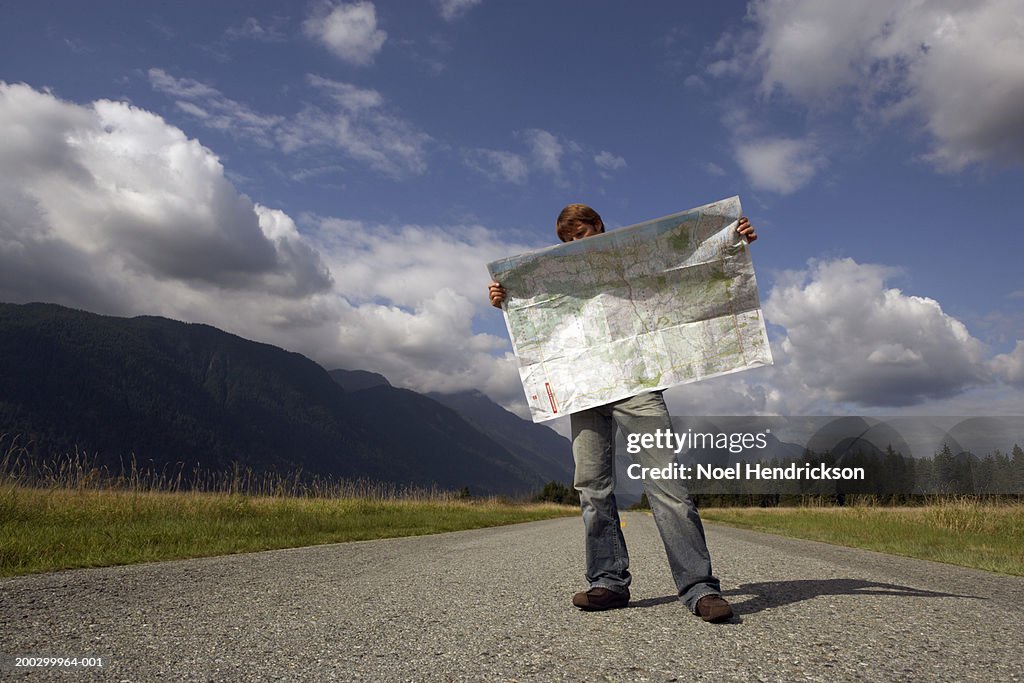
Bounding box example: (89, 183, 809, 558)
(630, 579, 982, 617)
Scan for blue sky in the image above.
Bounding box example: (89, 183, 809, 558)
(2, 1, 1023, 420)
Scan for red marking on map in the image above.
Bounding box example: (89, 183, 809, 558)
(545, 382, 558, 413)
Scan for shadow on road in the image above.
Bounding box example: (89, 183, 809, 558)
(629, 579, 982, 615)
(724, 579, 983, 616)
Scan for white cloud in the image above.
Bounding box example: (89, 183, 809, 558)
(148, 68, 222, 100)
(466, 148, 529, 184)
(303, 216, 538, 400)
(436, 0, 483, 21)
(744, 0, 1024, 170)
(662, 257, 1014, 416)
(305, 217, 532, 311)
(734, 136, 825, 194)
(0, 82, 329, 304)
(466, 129, 598, 185)
(150, 69, 430, 177)
(306, 74, 383, 111)
(703, 161, 727, 177)
(281, 75, 430, 176)
(0, 82, 528, 406)
(664, 375, 780, 416)
(149, 68, 282, 147)
(594, 150, 627, 171)
(522, 129, 564, 176)
(225, 17, 287, 42)
(303, 1, 386, 66)
(750, 2, 891, 103)
(764, 258, 989, 407)
(992, 341, 1024, 386)
(684, 74, 706, 89)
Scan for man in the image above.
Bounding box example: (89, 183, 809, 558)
(489, 203, 758, 623)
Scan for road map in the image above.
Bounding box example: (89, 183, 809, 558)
(487, 196, 773, 422)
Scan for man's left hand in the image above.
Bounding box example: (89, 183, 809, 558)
(736, 216, 757, 243)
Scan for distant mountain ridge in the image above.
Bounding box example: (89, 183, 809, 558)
(426, 390, 574, 485)
(0, 302, 565, 495)
(329, 369, 391, 391)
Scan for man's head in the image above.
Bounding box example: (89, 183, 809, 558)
(556, 203, 604, 242)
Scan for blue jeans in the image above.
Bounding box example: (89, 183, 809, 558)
(571, 390, 721, 613)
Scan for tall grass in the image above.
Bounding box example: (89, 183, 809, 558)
(0, 435, 576, 577)
(700, 496, 1024, 576)
(0, 433, 465, 501)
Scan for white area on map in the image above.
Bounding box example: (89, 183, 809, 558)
(488, 196, 774, 422)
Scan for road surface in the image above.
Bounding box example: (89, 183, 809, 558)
(2, 512, 1022, 681)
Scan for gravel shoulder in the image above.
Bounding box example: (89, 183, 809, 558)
(2, 512, 1022, 682)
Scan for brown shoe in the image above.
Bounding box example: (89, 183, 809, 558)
(695, 595, 733, 622)
(572, 587, 630, 611)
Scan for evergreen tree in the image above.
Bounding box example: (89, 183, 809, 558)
(1012, 444, 1024, 494)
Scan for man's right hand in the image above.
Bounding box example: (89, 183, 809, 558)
(488, 281, 506, 308)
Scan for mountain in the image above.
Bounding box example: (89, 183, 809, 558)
(425, 389, 643, 506)
(320, 382, 547, 495)
(329, 369, 391, 391)
(425, 390, 574, 485)
(0, 302, 544, 495)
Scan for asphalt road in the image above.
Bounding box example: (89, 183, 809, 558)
(2, 512, 1022, 682)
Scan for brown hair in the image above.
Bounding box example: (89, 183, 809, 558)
(556, 203, 604, 242)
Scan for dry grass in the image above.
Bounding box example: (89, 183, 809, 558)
(0, 434, 472, 500)
(0, 438, 576, 577)
(700, 498, 1024, 576)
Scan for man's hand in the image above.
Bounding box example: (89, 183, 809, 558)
(737, 216, 757, 243)
(488, 281, 507, 308)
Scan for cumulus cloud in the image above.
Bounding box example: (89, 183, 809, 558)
(0, 82, 529, 407)
(10, 85, 1015, 417)
(764, 258, 989, 407)
(748, 2, 891, 102)
(305, 218, 532, 310)
(734, 136, 825, 194)
(436, 0, 483, 21)
(301, 216, 537, 399)
(664, 374, 780, 417)
(0, 81, 329, 307)
(744, 0, 1024, 170)
(661, 257, 1012, 416)
(715, 106, 826, 194)
(992, 341, 1024, 386)
(303, 1, 386, 65)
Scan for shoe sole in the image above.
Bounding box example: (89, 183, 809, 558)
(572, 593, 630, 611)
(575, 600, 629, 611)
(700, 610, 733, 623)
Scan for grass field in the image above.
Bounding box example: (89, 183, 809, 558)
(700, 500, 1024, 576)
(4, 448, 1022, 579)
(0, 447, 582, 577)
(0, 485, 577, 577)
